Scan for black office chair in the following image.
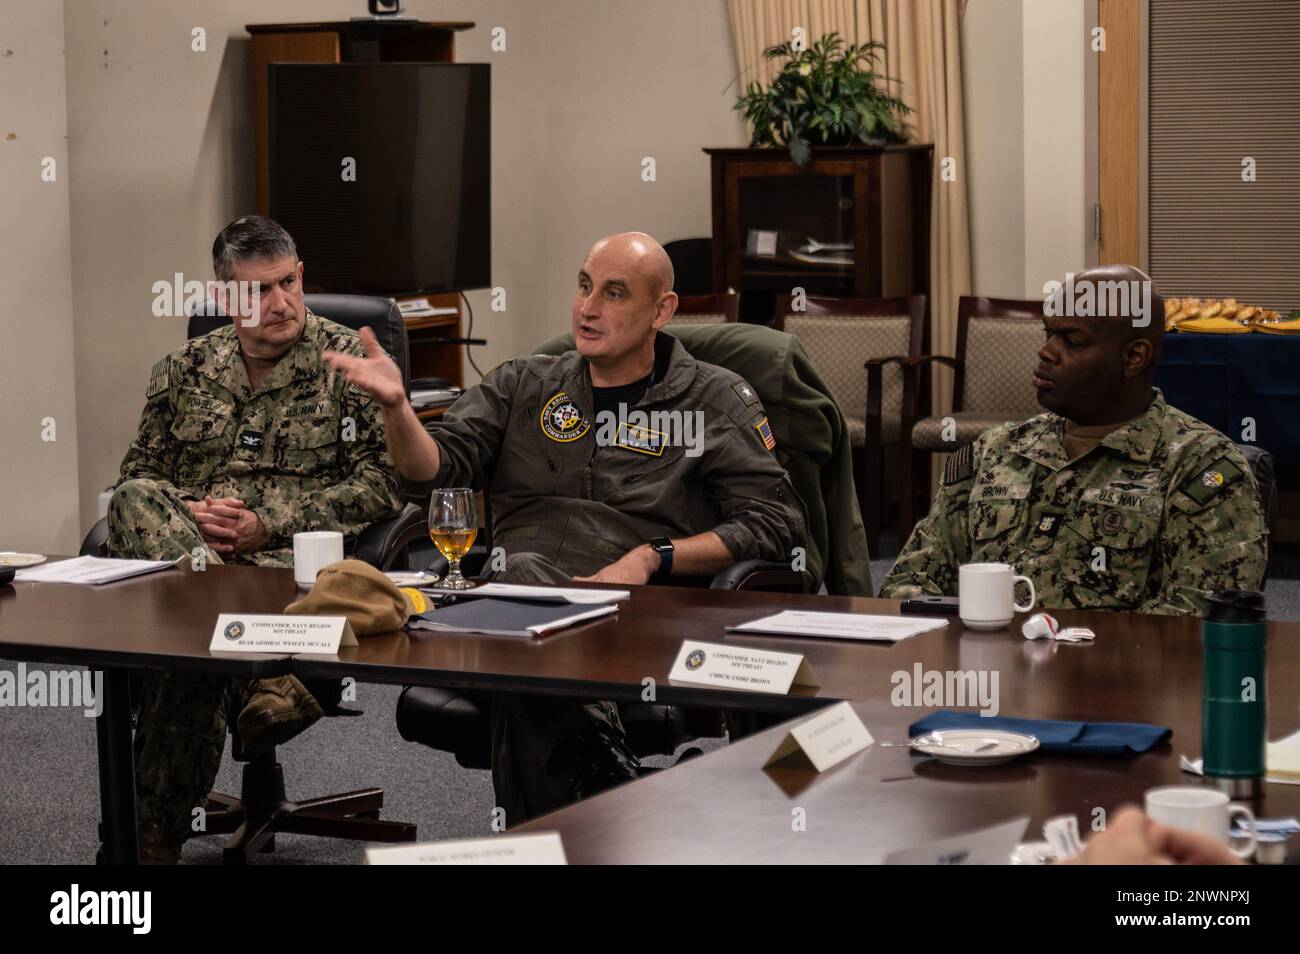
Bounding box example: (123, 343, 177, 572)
(85, 293, 424, 863)
(396, 322, 874, 774)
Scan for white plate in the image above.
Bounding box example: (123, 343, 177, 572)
(1010, 840, 1061, 865)
(0, 552, 46, 568)
(910, 728, 1040, 767)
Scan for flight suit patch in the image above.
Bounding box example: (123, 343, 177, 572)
(943, 444, 973, 485)
(753, 416, 776, 451)
(539, 391, 590, 443)
(1179, 457, 1245, 506)
(615, 422, 666, 457)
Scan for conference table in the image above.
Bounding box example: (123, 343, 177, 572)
(3, 559, 1299, 864)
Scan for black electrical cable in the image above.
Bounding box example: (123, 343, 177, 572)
(461, 291, 485, 379)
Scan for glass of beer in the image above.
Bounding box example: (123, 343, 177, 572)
(429, 487, 477, 590)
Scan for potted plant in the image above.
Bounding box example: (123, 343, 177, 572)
(735, 32, 912, 167)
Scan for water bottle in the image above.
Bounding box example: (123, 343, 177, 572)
(1202, 589, 1267, 798)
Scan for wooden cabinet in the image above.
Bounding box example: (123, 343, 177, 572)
(246, 19, 475, 411)
(706, 145, 932, 324)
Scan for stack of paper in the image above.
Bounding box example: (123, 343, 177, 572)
(14, 556, 179, 585)
(418, 583, 630, 605)
(727, 610, 947, 643)
(408, 599, 617, 638)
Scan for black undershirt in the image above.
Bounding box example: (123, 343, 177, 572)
(591, 348, 670, 418)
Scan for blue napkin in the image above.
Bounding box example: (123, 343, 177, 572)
(907, 711, 1171, 757)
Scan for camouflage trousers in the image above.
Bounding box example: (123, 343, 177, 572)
(107, 478, 290, 861)
(488, 552, 635, 826)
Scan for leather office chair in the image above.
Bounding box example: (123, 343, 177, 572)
(896, 296, 1048, 541)
(772, 295, 927, 556)
(1237, 443, 1277, 582)
(84, 292, 424, 863)
(396, 321, 875, 771)
(668, 291, 740, 326)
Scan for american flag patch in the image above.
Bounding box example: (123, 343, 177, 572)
(754, 416, 776, 451)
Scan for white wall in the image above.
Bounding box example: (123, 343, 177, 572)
(962, 0, 1088, 299)
(0, 2, 82, 553)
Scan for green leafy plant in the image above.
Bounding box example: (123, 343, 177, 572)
(735, 32, 912, 167)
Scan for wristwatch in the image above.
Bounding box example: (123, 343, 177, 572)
(648, 536, 674, 576)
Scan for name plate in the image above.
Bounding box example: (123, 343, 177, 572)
(763, 701, 873, 772)
(365, 832, 567, 866)
(883, 816, 1030, 866)
(668, 639, 820, 695)
(209, 613, 357, 655)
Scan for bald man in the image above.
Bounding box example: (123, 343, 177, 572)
(325, 232, 807, 820)
(882, 265, 1267, 615)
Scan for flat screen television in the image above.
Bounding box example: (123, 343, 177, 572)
(268, 62, 490, 295)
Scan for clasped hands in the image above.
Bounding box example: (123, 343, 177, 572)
(185, 496, 267, 557)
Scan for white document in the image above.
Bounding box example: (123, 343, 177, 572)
(419, 582, 630, 605)
(397, 297, 458, 317)
(728, 610, 947, 643)
(668, 639, 819, 695)
(1181, 728, 1300, 786)
(884, 816, 1030, 865)
(365, 832, 567, 865)
(763, 701, 874, 772)
(14, 555, 179, 585)
(209, 614, 357, 655)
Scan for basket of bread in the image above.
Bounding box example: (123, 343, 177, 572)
(1164, 297, 1300, 334)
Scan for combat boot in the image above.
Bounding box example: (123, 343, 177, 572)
(236, 675, 323, 753)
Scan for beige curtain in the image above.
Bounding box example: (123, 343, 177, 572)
(726, 0, 972, 478)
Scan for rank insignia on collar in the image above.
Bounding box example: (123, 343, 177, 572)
(540, 391, 590, 443)
(238, 431, 263, 451)
(754, 416, 776, 451)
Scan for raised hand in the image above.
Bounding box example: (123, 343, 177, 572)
(322, 326, 406, 409)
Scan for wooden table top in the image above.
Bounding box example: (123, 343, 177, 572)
(516, 688, 1300, 864)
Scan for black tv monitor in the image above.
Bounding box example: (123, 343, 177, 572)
(268, 62, 490, 295)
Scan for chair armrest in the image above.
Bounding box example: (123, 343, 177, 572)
(709, 560, 807, 593)
(897, 354, 962, 423)
(866, 355, 913, 447)
(900, 354, 961, 371)
(349, 503, 428, 571)
(863, 354, 911, 369)
(80, 517, 110, 557)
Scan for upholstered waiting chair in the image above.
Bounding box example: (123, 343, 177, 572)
(773, 295, 927, 555)
(669, 291, 740, 326)
(897, 295, 1047, 541)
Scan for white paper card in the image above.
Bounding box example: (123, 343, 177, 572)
(365, 832, 567, 865)
(209, 614, 357, 655)
(763, 701, 873, 772)
(883, 816, 1030, 865)
(668, 640, 819, 694)
(728, 610, 946, 643)
(14, 555, 180, 585)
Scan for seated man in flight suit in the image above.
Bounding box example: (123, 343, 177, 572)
(109, 216, 404, 862)
(881, 264, 1266, 614)
(324, 231, 809, 822)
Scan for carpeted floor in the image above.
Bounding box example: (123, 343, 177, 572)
(4, 544, 1298, 864)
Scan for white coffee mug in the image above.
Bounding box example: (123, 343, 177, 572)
(1145, 785, 1257, 859)
(293, 531, 344, 588)
(958, 562, 1036, 630)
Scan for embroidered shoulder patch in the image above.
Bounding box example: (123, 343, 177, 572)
(146, 359, 169, 399)
(753, 416, 776, 451)
(1179, 456, 1245, 506)
(942, 444, 974, 485)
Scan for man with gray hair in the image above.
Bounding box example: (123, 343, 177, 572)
(108, 215, 403, 862)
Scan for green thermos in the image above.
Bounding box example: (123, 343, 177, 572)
(1202, 589, 1267, 798)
